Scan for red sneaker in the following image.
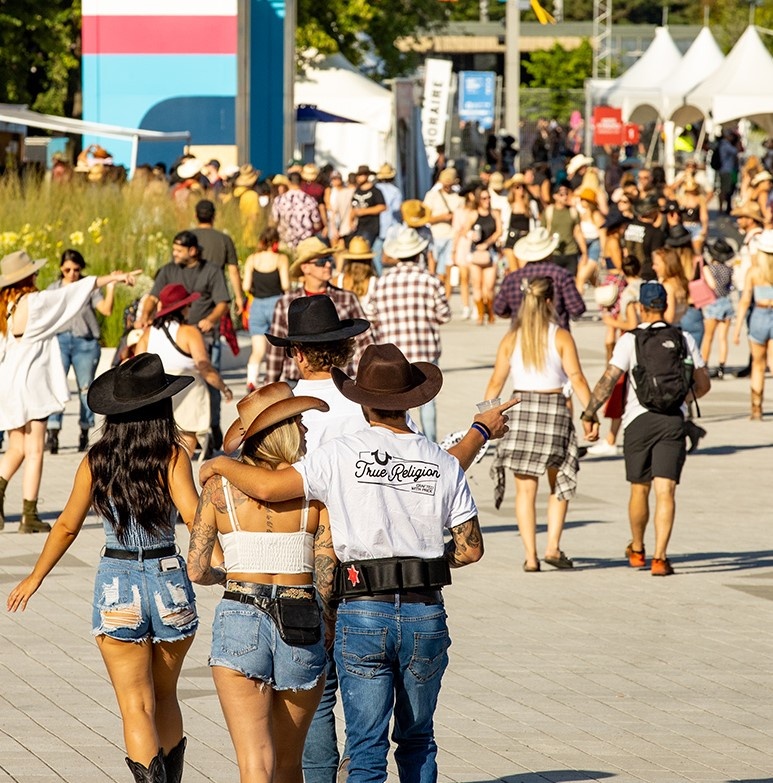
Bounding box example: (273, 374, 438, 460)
(625, 542, 646, 568)
(651, 557, 674, 577)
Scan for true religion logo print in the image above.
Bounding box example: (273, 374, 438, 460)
(354, 450, 440, 495)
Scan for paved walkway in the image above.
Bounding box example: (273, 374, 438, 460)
(1, 298, 772, 783)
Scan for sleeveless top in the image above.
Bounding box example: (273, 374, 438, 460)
(508, 323, 568, 391)
(754, 284, 773, 301)
(682, 205, 700, 223)
(251, 268, 283, 299)
(218, 477, 314, 574)
(102, 513, 175, 551)
(147, 322, 195, 374)
(474, 212, 497, 243)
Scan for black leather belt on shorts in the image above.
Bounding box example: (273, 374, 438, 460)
(103, 545, 176, 561)
(223, 580, 315, 603)
(342, 589, 442, 605)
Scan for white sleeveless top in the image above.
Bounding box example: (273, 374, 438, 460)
(508, 323, 568, 391)
(146, 322, 195, 374)
(218, 477, 314, 574)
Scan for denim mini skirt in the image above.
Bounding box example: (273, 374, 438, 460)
(209, 597, 326, 691)
(91, 554, 198, 643)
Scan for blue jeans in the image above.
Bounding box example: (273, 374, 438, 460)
(303, 652, 341, 783)
(334, 598, 450, 783)
(371, 237, 384, 276)
(48, 333, 101, 430)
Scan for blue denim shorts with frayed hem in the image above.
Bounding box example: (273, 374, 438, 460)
(749, 306, 773, 345)
(209, 598, 326, 691)
(703, 296, 734, 322)
(92, 554, 198, 643)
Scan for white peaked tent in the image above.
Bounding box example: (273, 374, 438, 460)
(687, 26, 773, 133)
(592, 27, 683, 123)
(661, 26, 725, 125)
(295, 53, 394, 169)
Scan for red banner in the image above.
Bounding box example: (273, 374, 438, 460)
(623, 123, 640, 145)
(592, 106, 623, 146)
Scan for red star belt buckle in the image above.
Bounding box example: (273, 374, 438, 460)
(346, 564, 361, 587)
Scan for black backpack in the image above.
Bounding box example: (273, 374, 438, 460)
(709, 143, 722, 172)
(632, 323, 695, 415)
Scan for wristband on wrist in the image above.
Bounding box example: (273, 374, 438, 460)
(470, 422, 491, 441)
(580, 410, 599, 423)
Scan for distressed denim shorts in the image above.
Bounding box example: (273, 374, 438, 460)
(91, 554, 198, 643)
(209, 598, 326, 691)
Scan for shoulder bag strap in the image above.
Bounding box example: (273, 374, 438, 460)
(161, 322, 193, 358)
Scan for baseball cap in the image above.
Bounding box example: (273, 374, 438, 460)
(639, 281, 667, 310)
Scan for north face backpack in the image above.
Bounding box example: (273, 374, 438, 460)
(632, 323, 695, 415)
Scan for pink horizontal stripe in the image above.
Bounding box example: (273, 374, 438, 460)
(82, 16, 237, 54)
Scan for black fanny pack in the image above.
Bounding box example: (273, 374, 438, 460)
(223, 591, 321, 646)
(333, 556, 452, 601)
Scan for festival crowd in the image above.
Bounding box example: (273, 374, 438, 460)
(3, 126, 773, 783)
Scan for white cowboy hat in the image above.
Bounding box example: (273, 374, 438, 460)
(514, 227, 559, 263)
(757, 229, 773, 254)
(751, 170, 773, 187)
(0, 250, 47, 289)
(566, 154, 594, 178)
(383, 228, 429, 260)
(176, 158, 203, 180)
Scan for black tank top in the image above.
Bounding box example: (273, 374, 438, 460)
(251, 269, 283, 299)
(682, 206, 699, 222)
(475, 212, 497, 243)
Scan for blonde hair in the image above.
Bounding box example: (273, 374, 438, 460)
(580, 167, 601, 192)
(0, 280, 36, 336)
(342, 260, 374, 299)
(508, 276, 556, 371)
(241, 417, 303, 469)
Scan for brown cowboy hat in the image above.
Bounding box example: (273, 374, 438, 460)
(401, 200, 431, 228)
(0, 250, 47, 288)
(342, 236, 375, 260)
(223, 382, 328, 454)
(265, 295, 370, 347)
(155, 283, 201, 320)
(331, 343, 443, 410)
(289, 237, 334, 278)
(301, 163, 320, 182)
(731, 202, 764, 223)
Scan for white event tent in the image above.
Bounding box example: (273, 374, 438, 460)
(294, 52, 395, 170)
(590, 27, 683, 123)
(686, 26, 773, 134)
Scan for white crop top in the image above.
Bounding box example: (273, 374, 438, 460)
(508, 323, 568, 391)
(218, 478, 314, 574)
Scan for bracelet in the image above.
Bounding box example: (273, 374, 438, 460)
(470, 422, 491, 442)
(580, 410, 599, 423)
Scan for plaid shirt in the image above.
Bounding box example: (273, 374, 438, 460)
(264, 286, 374, 383)
(365, 262, 451, 363)
(493, 261, 586, 329)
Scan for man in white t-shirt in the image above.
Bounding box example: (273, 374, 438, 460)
(202, 343, 485, 783)
(580, 282, 711, 577)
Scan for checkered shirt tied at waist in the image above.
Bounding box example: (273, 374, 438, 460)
(366, 264, 451, 364)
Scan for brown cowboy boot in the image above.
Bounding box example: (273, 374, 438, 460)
(751, 389, 763, 421)
(19, 499, 51, 534)
(474, 299, 485, 325)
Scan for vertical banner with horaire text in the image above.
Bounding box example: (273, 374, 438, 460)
(421, 58, 453, 165)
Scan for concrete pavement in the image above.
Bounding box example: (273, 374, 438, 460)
(1, 297, 772, 783)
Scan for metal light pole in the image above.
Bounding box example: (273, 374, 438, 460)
(505, 0, 520, 148)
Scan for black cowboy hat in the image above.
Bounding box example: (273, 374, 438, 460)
(265, 295, 370, 347)
(665, 224, 694, 249)
(602, 208, 629, 232)
(706, 237, 736, 263)
(87, 354, 193, 415)
(331, 343, 443, 410)
(633, 193, 661, 217)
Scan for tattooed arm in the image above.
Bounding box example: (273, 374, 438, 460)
(313, 504, 338, 649)
(444, 516, 484, 568)
(581, 363, 624, 440)
(187, 477, 227, 585)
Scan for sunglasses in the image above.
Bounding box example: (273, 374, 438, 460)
(307, 257, 333, 267)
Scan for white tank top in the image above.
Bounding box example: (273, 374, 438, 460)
(218, 477, 314, 574)
(146, 322, 195, 374)
(508, 323, 568, 391)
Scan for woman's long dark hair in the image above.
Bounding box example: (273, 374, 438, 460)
(88, 399, 179, 543)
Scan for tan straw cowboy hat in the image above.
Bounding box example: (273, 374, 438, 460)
(0, 250, 47, 288)
(288, 237, 334, 278)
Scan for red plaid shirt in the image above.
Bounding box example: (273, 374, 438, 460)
(264, 286, 374, 383)
(365, 262, 451, 363)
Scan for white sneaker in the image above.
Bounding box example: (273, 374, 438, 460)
(461, 306, 471, 320)
(586, 441, 618, 456)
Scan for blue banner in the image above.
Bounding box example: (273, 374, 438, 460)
(458, 71, 496, 129)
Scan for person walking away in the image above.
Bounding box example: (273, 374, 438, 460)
(8, 354, 206, 782)
(324, 171, 354, 257)
(199, 342, 484, 783)
(484, 277, 594, 571)
(272, 172, 323, 250)
(187, 384, 334, 783)
(374, 163, 403, 275)
(334, 237, 377, 311)
(366, 228, 451, 441)
(242, 227, 291, 391)
(0, 252, 139, 534)
(701, 238, 736, 378)
(45, 249, 115, 454)
(581, 282, 711, 575)
(733, 229, 773, 419)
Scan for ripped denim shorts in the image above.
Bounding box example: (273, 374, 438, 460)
(91, 554, 198, 643)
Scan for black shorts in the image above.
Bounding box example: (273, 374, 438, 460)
(623, 411, 686, 484)
(553, 253, 580, 276)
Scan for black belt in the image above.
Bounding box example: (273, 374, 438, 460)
(224, 580, 316, 602)
(343, 589, 442, 605)
(103, 545, 176, 561)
